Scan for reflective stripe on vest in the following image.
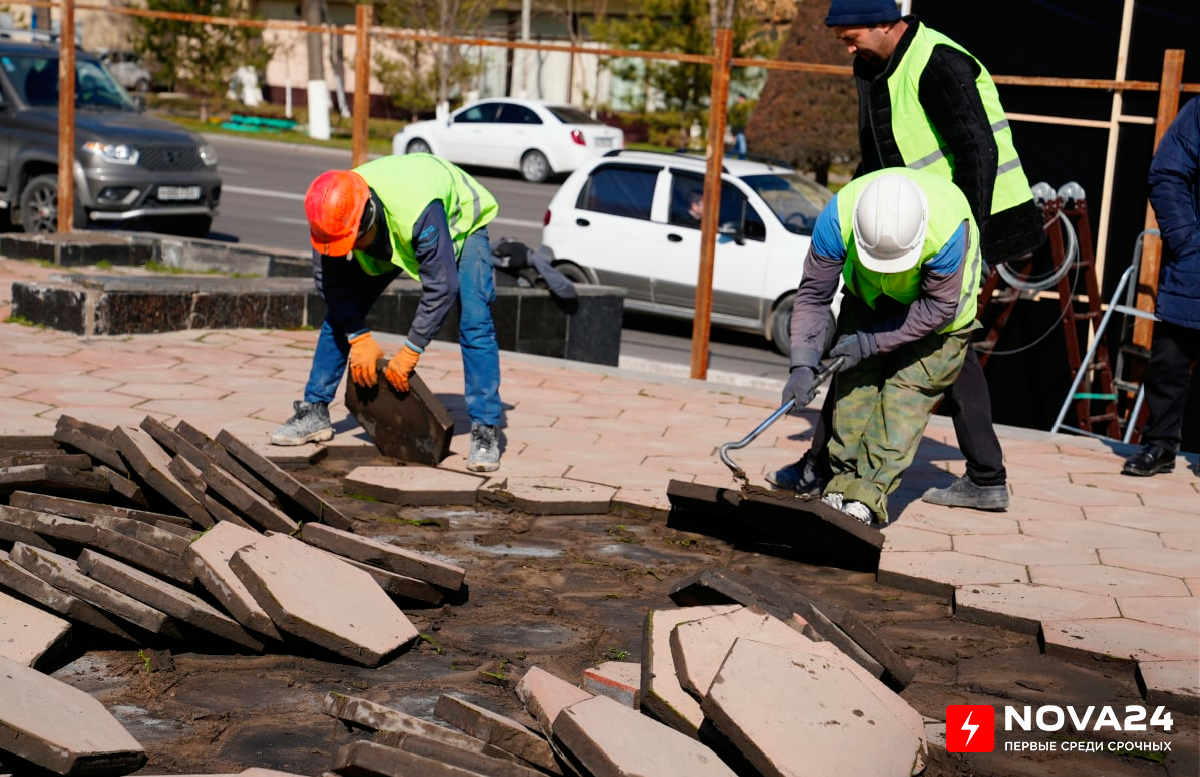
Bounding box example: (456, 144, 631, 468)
(350, 154, 498, 278)
(836, 168, 981, 334)
(887, 25, 1033, 215)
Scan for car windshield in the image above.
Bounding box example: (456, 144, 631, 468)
(741, 172, 834, 235)
(545, 105, 602, 125)
(5, 54, 136, 110)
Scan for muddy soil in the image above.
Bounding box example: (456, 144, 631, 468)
(32, 455, 1200, 777)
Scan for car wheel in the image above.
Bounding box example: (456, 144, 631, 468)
(133, 78, 150, 93)
(520, 150, 551, 183)
(406, 139, 431, 155)
(554, 261, 591, 285)
(769, 293, 794, 356)
(19, 174, 85, 233)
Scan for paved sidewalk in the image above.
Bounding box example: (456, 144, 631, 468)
(0, 258, 1196, 712)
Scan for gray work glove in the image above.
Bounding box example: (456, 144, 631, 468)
(828, 331, 877, 371)
(782, 366, 818, 409)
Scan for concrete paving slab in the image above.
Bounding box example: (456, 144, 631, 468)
(669, 605, 812, 700)
(341, 557, 445, 606)
(952, 534, 1099, 566)
(229, 533, 418, 666)
(332, 739, 491, 777)
(0, 589, 70, 666)
(640, 604, 743, 737)
(478, 477, 616, 515)
(344, 366, 454, 466)
(0, 451, 90, 469)
(0, 653, 146, 775)
(169, 456, 259, 531)
(199, 461, 299, 534)
(515, 665, 593, 738)
(111, 425, 212, 527)
(93, 464, 148, 507)
(1041, 618, 1199, 663)
(9, 542, 180, 639)
(214, 428, 353, 530)
(52, 414, 129, 474)
(88, 524, 196, 588)
(1029, 563, 1191, 598)
(0, 548, 137, 641)
(701, 638, 925, 777)
(1136, 661, 1200, 715)
(322, 694, 498, 755)
(581, 661, 640, 708)
(343, 465, 485, 506)
(140, 416, 277, 504)
(85, 514, 192, 557)
(77, 550, 264, 652)
(953, 583, 1121, 634)
(366, 732, 548, 777)
(183, 521, 281, 641)
(877, 551, 1030, 597)
(1116, 595, 1200, 632)
(552, 693, 738, 777)
(298, 523, 466, 591)
(0, 462, 111, 501)
(0, 517, 56, 551)
(1019, 519, 1166, 549)
(1100, 547, 1200, 580)
(434, 694, 559, 773)
(7, 490, 193, 527)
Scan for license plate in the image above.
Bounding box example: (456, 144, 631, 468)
(595, 137, 613, 147)
(158, 185, 201, 201)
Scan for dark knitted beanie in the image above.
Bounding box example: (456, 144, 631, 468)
(825, 0, 901, 27)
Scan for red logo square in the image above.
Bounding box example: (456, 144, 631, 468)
(946, 705, 995, 752)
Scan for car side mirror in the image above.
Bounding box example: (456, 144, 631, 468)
(719, 221, 745, 246)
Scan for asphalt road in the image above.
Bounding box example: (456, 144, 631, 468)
(204, 133, 789, 387)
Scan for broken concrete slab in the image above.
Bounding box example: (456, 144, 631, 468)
(0, 654, 147, 776)
(515, 666, 593, 739)
(0, 549, 138, 642)
(553, 693, 739, 777)
(77, 550, 264, 652)
(228, 533, 418, 666)
(0, 463, 111, 501)
(0, 589, 71, 666)
(670, 605, 813, 700)
(215, 428, 353, 531)
(343, 466, 485, 507)
(52, 415, 128, 475)
(298, 523, 466, 592)
(434, 694, 559, 774)
(581, 661, 640, 709)
(183, 521, 281, 641)
(701, 638, 926, 777)
(341, 557, 444, 606)
(7, 490, 193, 528)
(0, 518, 57, 552)
(478, 477, 617, 515)
(639, 604, 742, 737)
(323, 694, 502, 756)
(344, 365, 454, 466)
(9, 543, 181, 640)
(370, 732, 547, 777)
(333, 739, 481, 777)
(92, 464, 148, 507)
(110, 425, 212, 527)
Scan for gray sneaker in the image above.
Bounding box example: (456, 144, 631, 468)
(270, 401, 333, 446)
(467, 422, 501, 472)
(922, 474, 1009, 511)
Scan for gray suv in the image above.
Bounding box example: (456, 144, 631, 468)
(0, 38, 221, 236)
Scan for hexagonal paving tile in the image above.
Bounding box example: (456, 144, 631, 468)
(1040, 617, 1198, 662)
(479, 476, 616, 515)
(343, 465, 486, 506)
(954, 582, 1119, 634)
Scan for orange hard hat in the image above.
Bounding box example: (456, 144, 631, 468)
(305, 169, 370, 257)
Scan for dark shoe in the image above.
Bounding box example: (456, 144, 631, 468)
(467, 422, 501, 472)
(921, 475, 1009, 511)
(766, 450, 826, 495)
(1122, 444, 1176, 477)
(270, 401, 332, 446)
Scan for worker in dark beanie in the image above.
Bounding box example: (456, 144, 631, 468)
(767, 0, 1045, 512)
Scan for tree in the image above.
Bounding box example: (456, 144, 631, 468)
(133, 0, 275, 122)
(745, 0, 857, 184)
(590, 0, 771, 118)
(372, 0, 491, 120)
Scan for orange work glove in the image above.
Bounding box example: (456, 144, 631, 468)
(385, 343, 422, 393)
(347, 331, 383, 387)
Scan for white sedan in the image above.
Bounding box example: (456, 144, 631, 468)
(391, 97, 625, 183)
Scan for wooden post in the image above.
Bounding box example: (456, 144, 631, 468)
(57, 0, 75, 232)
(690, 28, 733, 380)
(351, 4, 372, 168)
(1133, 48, 1184, 349)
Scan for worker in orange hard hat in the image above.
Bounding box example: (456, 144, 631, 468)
(271, 154, 504, 472)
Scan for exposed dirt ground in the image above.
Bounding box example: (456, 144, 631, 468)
(29, 454, 1200, 777)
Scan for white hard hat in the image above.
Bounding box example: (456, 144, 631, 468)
(852, 173, 929, 274)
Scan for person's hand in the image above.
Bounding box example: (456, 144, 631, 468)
(828, 332, 877, 371)
(782, 366, 818, 409)
(347, 331, 383, 387)
(385, 344, 422, 393)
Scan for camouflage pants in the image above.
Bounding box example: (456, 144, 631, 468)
(826, 296, 973, 523)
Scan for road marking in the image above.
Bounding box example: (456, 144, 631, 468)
(492, 216, 542, 229)
(224, 185, 304, 201)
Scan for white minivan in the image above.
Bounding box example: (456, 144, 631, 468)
(541, 150, 837, 354)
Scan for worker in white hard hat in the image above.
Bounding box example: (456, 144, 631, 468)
(779, 167, 983, 526)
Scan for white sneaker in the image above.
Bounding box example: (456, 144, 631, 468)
(842, 500, 874, 524)
(821, 492, 844, 510)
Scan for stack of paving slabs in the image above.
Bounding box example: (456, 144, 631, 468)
(0, 414, 468, 670)
(320, 577, 926, 777)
